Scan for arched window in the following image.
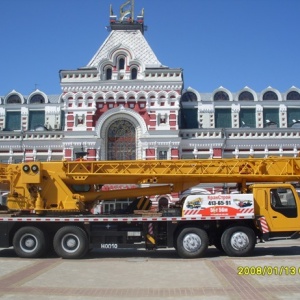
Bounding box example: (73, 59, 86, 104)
(287, 91, 300, 100)
(263, 91, 278, 100)
(107, 119, 136, 160)
(238, 91, 254, 101)
(118, 58, 125, 70)
(181, 91, 197, 102)
(30, 94, 45, 104)
(214, 91, 229, 101)
(7, 94, 21, 104)
(106, 68, 112, 80)
(131, 68, 137, 80)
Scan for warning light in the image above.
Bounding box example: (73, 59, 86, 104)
(22, 165, 30, 173)
(31, 164, 39, 173)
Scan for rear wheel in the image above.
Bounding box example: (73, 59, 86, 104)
(53, 226, 89, 259)
(176, 227, 209, 258)
(13, 226, 48, 258)
(221, 226, 255, 257)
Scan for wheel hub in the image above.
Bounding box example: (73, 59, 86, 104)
(231, 232, 249, 250)
(61, 234, 80, 253)
(20, 234, 37, 253)
(182, 233, 201, 253)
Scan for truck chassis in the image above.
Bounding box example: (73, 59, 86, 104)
(0, 213, 258, 259)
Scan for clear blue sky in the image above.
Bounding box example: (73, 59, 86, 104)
(1, 0, 300, 95)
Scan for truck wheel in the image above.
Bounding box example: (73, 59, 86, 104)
(176, 227, 208, 258)
(13, 226, 48, 258)
(53, 226, 88, 259)
(221, 226, 255, 257)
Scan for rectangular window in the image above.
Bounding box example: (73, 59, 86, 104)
(180, 108, 198, 129)
(158, 150, 168, 160)
(239, 108, 256, 127)
(29, 111, 45, 130)
(263, 108, 279, 126)
(215, 108, 231, 128)
(5, 111, 21, 131)
(287, 108, 300, 127)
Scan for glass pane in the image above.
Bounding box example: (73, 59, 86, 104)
(287, 91, 300, 100)
(263, 91, 278, 100)
(214, 91, 229, 101)
(215, 109, 231, 128)
(180, 108, 198, 129)
(239, 108, 256, 127)
(29, 111, 45, 130)
(158, 150, 167, 160)
(238, 91, 254, 101)
(263, 108, 279, 127)
(119, 58, 125, 70)
(287, 108, 300, 127)
(131, 68, 137, 80)
(107, 120, 136, 160)
(7, 95, 21, 104)
(5, 112, 21, 130)
(181, 92, 197, 102)
(106, 68, 112, 80)
(30, 94, 45, 103)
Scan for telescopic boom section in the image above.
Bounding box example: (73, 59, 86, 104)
(64, 157, 300, 185)
(2, 157, 300, 213)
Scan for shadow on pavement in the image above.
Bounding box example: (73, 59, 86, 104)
(1, 244, 300, 260)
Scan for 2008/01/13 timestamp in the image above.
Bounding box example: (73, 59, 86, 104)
(238, 266, 300, 276)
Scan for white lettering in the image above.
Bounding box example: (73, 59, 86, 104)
(100, 244, 118, 249)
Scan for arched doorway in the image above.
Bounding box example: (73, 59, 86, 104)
(107, 119, 136, 160)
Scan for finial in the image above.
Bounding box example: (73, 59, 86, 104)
(120, 0, 133, 22)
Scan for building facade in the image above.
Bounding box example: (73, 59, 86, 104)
(1, 4, 300, 207)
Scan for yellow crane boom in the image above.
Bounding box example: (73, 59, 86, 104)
(1, 156, 300, 213)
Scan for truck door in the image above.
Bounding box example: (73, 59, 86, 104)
(267, 188, 298, 231)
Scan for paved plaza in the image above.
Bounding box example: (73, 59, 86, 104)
(1, 240, 300, 299)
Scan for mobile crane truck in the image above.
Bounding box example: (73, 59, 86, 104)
(0, 156, 300, 259)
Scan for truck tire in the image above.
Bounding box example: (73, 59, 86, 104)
(221, 226, 255, 257)
(176, 227, 208, 258)
(53, 226, 89, 259)
(13, 226, 48, 258)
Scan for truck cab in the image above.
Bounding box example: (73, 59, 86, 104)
(251, 183, 300, 233)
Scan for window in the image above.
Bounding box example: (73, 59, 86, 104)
(270, 188, 297, 218)
(287, 108, 300, 127)
(239, 108, 256, 127)
(180, 108, 198, 129)
(106, 68, 112, 80)
(214, 91, 229, 101)
(287, 91, 300, 100)
(263, 108, 279, 127)
(5, 112, 21, 130)
(118, 58, 125, 70)
(107, 120, 136, 160)
(263, 91, 278, 100)
(30, 94, 45, 104)
(158, 150, 168, 160)
(181, 91, 197, 102)
(215, 108, 231, 128)
(29, 111, 45, 130)
(131, 68, 137, 80)
(238, 91, 254, 101)
(7, 94, 21, 104)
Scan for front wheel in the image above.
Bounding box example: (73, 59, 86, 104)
(53, 226, 89, 259)
(13, 226, 48, 258)
(221, 226, 255, 257)
(176, 227, 208, 258)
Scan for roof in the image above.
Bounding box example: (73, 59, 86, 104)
(87, 29, 164, 68)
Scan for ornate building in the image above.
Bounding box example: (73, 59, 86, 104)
(1, 2, 300, 207)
